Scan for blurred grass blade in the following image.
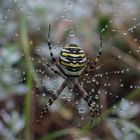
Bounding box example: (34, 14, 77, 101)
(20, 16, 39, 140)
(118, 119, 140, 135)
(20, 16, 41, 87)
(39, 128, 80, 140)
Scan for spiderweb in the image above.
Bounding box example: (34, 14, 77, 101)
(0, 0, 140, 139)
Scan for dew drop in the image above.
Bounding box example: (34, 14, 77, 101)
(62, 94, 66, 99)
(69, 31, 75, 37)
(123, 32, 127, 35)
(118, 55, 122, 59)
(95, 95, 99, 99)
(120, 84, 124, 87)
(126, 69, 130, 72)
(113, 119, 116, 122)
(80, 116, 84, 120)
(67, 2, 71, 6)
(91, 88, 95, 92)
(42, 93, 46, 97)
(79, 107, 86, 114)
(113, 105, 116, 109)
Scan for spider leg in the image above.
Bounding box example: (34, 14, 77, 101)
(84, 95, 101, 127)
(84, 34, 103, 75)
(47, 24, 57, 64)
(33, 80, 67, 125)
(46, 25, 65, 78)
(42, 58, 65, 78)
(75, 81, 101, 126)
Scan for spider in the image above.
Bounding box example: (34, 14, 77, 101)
(35, 24, 103, 126)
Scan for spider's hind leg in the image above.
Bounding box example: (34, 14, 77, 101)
(34, 80, 67, 125)
(75, 81, 102, 126)
(84, 95, 102, 126)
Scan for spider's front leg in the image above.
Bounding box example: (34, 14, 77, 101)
(34, 80, 67, 125)
(47, 24, 57, 64)
(47, 24, 65, 78)
(84, 34, 103, 75)
(75, 81, 101, 126)
(42, 58, 65, 78)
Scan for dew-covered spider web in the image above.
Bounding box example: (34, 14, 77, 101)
(0, 0, 140, 140)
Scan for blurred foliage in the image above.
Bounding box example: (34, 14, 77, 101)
(0, 0, 140, 140)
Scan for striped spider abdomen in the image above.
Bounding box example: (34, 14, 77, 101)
(34, 25, 103, 126)
(59, 44, 87, 77)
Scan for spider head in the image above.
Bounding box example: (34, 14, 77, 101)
(59, 44, 87, 77)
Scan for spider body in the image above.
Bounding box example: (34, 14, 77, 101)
(59, 44, 87, 77)
(35, 25, 103, 126)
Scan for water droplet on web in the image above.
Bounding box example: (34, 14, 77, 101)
(104, 83, 107, 87)
(96, 81, 99, 85)
(121, 127, 126, 132)
(76, 92, 79, 96)
(133, 18, 137, 21)
(42, 93, 46, 97)
(95, 95, 99, 99)
(130, 101, 134, 105)
(79, 107, 86, 114)
(61, 94, 66, 99)
(118, 55, 122, 59)
(134, 38, 138, 42)
(67, 96, 72, 102)
(37, 27, 40, 31)
(101, 28, 105, 33)
(126, 69, 130, 72)
(80, 116, 85, 120)
(100, 105, 103, 109)
(91, 88, 95, 92)
(27, 15, 31, 19)
(69, 31, 75, 37)
(61, 15, 65, 19)
(113, 105, 116, 109)
(92, 78, 96, 82)
(67, 2, 71, 6)
(123, 32, 127, 35)
(120, 84, 124, 87)
(112, 29, 117, 32)
(98, 90, 101, 94)
(20, 6, 24, 11)
(113, 119, 116, 122)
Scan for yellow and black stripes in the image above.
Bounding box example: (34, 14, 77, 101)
(59, 44, 87, 76)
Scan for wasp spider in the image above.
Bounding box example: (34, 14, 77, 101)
(35, 25, 103, 126)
